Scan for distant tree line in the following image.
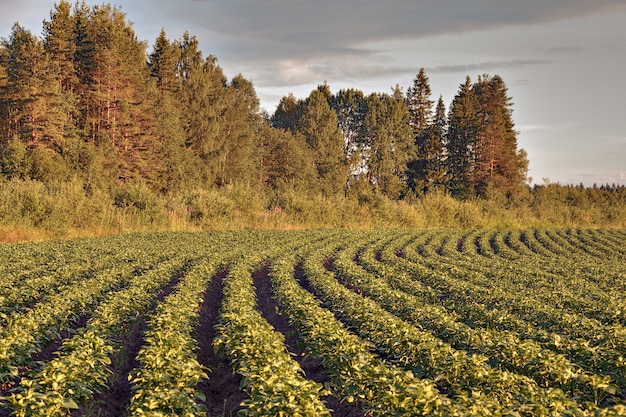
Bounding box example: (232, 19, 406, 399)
(0, 1, 616, 209)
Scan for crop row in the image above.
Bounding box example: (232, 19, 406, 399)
(0, 229, 624, 416)
(4, 255, 191, 416)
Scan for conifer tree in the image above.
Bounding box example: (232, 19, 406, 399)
(446, 76, 481, 197)
(147, 29, 194, 191)
(0, 43, 7, 142)
(472, 74, 528, 196)
(421, 95, 448, 191)
(297, 86, 346, 196)
(406, 68, 434, 135)
(148, 29, 179, 94)
(41, 0, 85, 168)
(407, 68, 446, 193)
(43, 0, 78, 93)
(271, 93, 301, 131)
(178, 40, 236, 187)
(1, 24, 70, 150)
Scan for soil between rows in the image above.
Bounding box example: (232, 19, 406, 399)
(194, 268, 247, 416)
(78, 265, 190, 416)
(253, 264, 366, 417)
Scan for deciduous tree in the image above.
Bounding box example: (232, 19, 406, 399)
(364, 87, 415, 198)
(297, 86, 347, 196)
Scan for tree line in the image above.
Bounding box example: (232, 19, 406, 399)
(0, 1, 533, 202)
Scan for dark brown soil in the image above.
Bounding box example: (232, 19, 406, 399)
(77, 265, 188, 416)
(254, 264, 366, 417)
(194, 268, 247, 416)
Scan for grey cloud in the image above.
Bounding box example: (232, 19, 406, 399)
(249, 52, 413, 88)
(167, 0, 626, 57)
(540, 45, 585, 54)
(426, 59, 553, 74)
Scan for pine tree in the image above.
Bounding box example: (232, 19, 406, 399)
(41, 0, 84, 165)
(0, 35, 10, 145)
(43, 0, 79, 93)
(1, 24, 70, 150)
(297, 86, 346, 196)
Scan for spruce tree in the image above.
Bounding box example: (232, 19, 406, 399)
(148, 29, 179, 94)
(407, 68, 448, 194)
(406, 68, 434, 134)
(422, 95, 448, 191)
(472, 74, 528, 196)
(271, 93, 301, 131)
(180, 47, 238, 187)
(147, 29, 196, 191)
(446, 76, 481, 197)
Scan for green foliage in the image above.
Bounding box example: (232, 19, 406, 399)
(0, 135, 30, 179)
(129, 258, 217, 416)
(1, 230, 626, 415)
(297, 87, 347, 196)
(214, 256, 332, 416)
(0, 3, 623, 236)
(364, 89, 416, 199)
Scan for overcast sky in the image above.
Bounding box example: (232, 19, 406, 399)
(1, 1, 625, 186)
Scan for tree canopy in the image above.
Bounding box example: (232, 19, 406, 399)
(0, 1, 529, 204)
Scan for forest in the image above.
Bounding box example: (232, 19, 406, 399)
(0, 1, 625, 240)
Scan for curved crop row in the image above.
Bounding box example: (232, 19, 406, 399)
(268, 252, 467, 416)
(310, 240, 589, 415)
(128, 256, 222, 416)
(0, 263, 136, 385)
(213, 253, 331, 417)
(336, 239, 611, 406)
(3, 256, 191, 416)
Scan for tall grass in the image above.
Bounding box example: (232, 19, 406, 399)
(0, 178, 624, 242)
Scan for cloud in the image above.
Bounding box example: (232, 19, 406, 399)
(540, 45, 585, 54)
(176, 1, 626, 47)
(599, 135, 626, 145)
(124, 0, 625, 64)
(426, 59, 552, 74)
(518, 124, 554, 132)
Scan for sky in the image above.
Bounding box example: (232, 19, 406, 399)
(1, 1, 625, 186)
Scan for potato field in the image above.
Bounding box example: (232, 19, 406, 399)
(1, 228, 626, 416)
